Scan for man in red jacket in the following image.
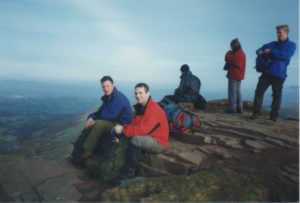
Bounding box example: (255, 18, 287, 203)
(224, 38, 246, 113)
(113, 83, 169, 180)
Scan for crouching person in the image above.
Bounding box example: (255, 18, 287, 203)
(69, 76, 132, 168)
(113, 83, 169, 181)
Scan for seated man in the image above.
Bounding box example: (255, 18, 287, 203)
(69, 76, 132, 167)
(113, 83, 169, 180)
(161, 64, 201, 107)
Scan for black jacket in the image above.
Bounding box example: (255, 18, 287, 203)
(174, 71, 201, 103)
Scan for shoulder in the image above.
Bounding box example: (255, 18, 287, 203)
(262, 41, 277, 48)
(238, 49, 246, 56)
(287, 40, 296, 48)
(148, 98, 164, 113)
(114, 89, 129, 101)
(225, 50, 233, 55)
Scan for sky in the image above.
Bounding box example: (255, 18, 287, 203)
(0, 0, 299, 94)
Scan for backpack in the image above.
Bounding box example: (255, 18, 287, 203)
(162, 101, 201, 134)
(255, 55, 271, 73)
(194, 94, 206, 110)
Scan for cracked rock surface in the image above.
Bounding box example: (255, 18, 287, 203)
(0, 100, 298, 202)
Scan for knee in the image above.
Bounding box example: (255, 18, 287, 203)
(130, 136, 140, 147)
(255, 88, 265, 95)
(272, 92, 282, 98)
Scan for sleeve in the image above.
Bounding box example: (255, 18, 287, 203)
(225, 51, 233, 62)
(123, 110, 160, 137)
(270, 42, 296, 60)
(175, 78, 187, 96)
(256, 42, 272, 54)
(225, 51, 244, 69)
(87, 105, 103, 120)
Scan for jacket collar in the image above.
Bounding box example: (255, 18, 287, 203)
(134, 96, 151, 116)
(278, 38, 290, 44)
(101, 87, 117, 103)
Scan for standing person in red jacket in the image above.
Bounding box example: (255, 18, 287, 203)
(113, 83, 169, 181)
(224, 38, 246, 113)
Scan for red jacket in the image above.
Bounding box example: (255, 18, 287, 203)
(225, 48, 246, 80)
(123, 97, 169, 148)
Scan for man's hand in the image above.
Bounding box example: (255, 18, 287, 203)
(263, 49, 270, 54)
(256, 50, 263, 55)
(114, 124, 124, 134)
(85, 118, 95, 129)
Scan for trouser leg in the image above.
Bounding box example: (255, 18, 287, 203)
(83, 120, 115, 151)
(270, 77, 284, 119)
(253, 74, 271, 115)
(236, 80, 243, 111)
(70, 128, 91, 159)
(120, 135, 163, 177)
(228, 79, 237, 111)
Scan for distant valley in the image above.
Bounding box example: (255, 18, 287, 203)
(0, 80, 298, 156)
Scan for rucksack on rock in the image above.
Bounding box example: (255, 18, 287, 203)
(194, 93, 206, 110)
(162, 102, 201, 134)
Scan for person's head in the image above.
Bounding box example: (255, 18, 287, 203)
(100, 76, 114, 96)
(276, 24, 289, 42)
(134, 83, 150, 106)
(230, 38, 241, 51)
(180, 64, 190, 73)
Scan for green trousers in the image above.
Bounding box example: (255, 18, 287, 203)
(83, 120, 115, 151)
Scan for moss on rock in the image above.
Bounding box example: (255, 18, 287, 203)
(85, 136, 129, 181)
(101, 165, 296, 202)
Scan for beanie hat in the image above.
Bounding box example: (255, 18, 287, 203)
(180, 64, 190, 73)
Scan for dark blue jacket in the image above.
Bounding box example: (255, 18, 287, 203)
(88, 87, 132, 125)
(257, 38, 296, 79)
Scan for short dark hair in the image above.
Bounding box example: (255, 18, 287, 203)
(276, 24, 289, 33)
(100, 76, 114, 84)
(135, 83, 149, 92)
(180, 64, 190, 73)
(231, 38, 241, 50)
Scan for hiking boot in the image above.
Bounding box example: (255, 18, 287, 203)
(67, 156, 86, 169)
(270, 111, 278, 122)
(81, 150, 93, 159)
(270, 115, 278, 122)
(251, 113, 259, 120)
(107, 174, 131, 186)
(236, 107, 243, 114)
(225, 108, 235, 114)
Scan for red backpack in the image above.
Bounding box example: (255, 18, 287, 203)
(161, 102, 201, 134)
(169, 108, 201, 133)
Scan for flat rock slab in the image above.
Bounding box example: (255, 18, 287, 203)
(0, 155, 84, 202)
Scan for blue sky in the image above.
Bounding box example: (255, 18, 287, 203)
(0, 0, 299, 93)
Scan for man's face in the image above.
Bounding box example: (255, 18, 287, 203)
(101, 80, 114, 96)
(135, 87, 150, 106)
(277, 29, 288, 42)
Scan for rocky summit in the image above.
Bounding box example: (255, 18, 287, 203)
(0, 100, 298, 202)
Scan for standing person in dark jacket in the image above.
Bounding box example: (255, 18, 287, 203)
(251, 25, 296, 121)
(69, 76, 132, 167)
(224, 38, 246, 113)
(112, 83, 169, 181)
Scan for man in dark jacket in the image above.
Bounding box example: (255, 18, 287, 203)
(224, 38, 246, 113)
(69, 76, 132, 166)
(252, 25, 296, 121)
(174, 64, 201, 103)
(162, 64, 201, 105)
